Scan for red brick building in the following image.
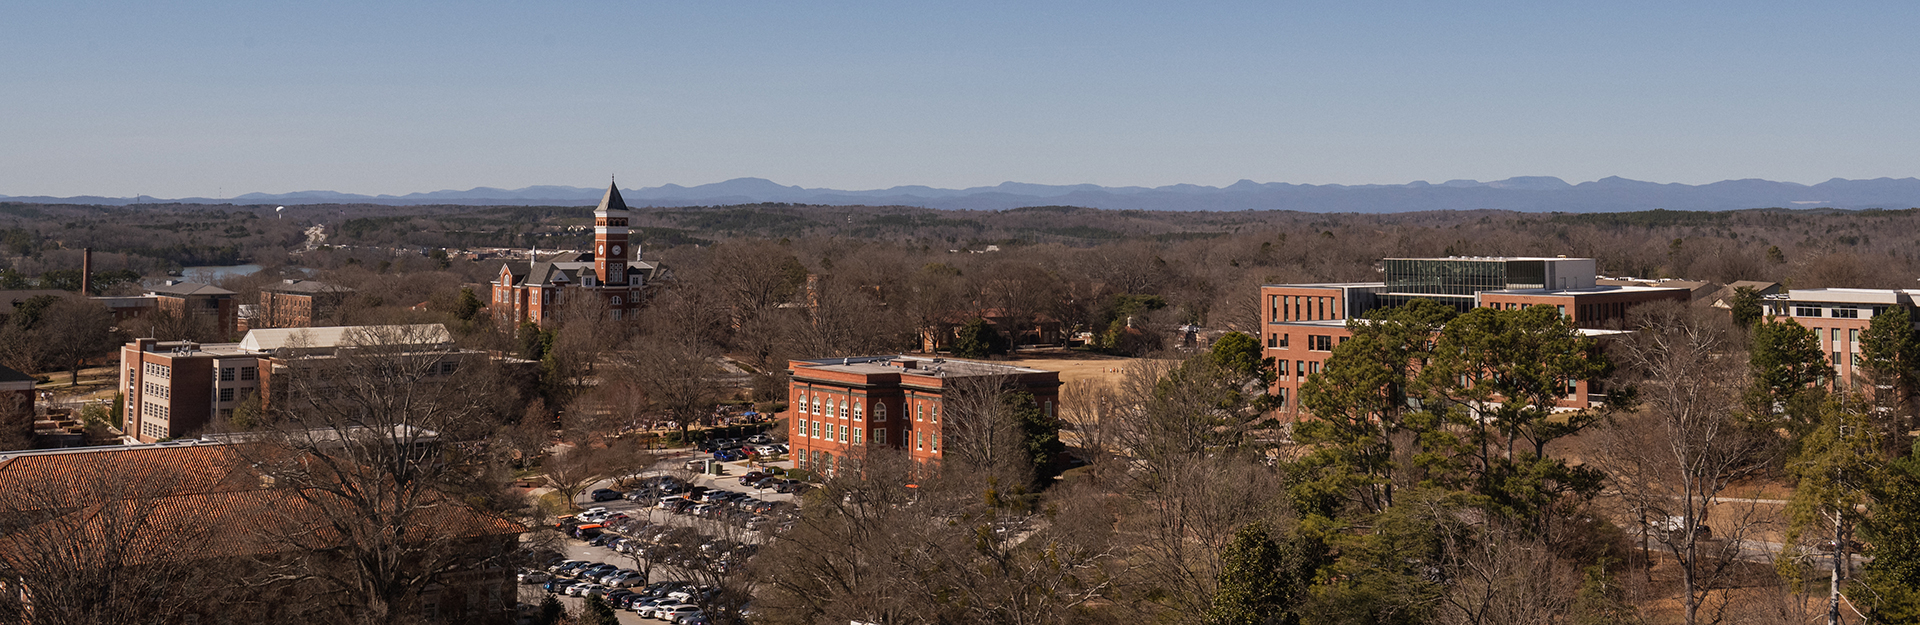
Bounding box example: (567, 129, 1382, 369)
(0, 440, 524, 623)
(145, 282, 238, 337)
(255, 279, 354, 329)
(491, 183, 661, 326)
(785, 355, 1061, 474)
(1760, 288, 1920, 388)
(1261, 257, 1689, 419)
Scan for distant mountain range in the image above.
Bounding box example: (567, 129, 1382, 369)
(10, 176, 1920, 213)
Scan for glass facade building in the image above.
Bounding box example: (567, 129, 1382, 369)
(1378, 258, 1585, 313)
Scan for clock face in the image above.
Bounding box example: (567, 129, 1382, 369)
(597, 244, 605, 256)
(612, 245, 622, 256)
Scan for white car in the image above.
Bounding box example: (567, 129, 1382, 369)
(578, 507, 612, 522)
(658, 606, 702, 621)
(639, 603, 694, 619)
(518, 570, 550, 584)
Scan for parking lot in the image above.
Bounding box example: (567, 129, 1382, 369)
(515, 449, 804, 623)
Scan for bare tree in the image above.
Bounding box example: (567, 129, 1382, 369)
(0, 458, 231, 625)
(941, 374, 1036, 485)
(1059, 378, 1119, 470)
(622, 330, 730, 442)
(237, 325, 525, 625)
(38, 296, 121, 385)
(1597, 302, 1774, 625)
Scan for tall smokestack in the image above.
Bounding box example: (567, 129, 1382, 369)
(81, 248, 92, 295)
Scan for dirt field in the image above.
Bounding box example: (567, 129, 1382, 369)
(1002, 349, 1156, 387)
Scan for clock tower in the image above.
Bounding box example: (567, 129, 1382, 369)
(593, 181, 629, 285)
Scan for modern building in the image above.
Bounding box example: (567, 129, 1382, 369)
(117, 324, 499, 443)
(255, 279, 354, 329)
(1261, 256, 1690, 418)
(491, 183, 661, 326)
(784, 355, 1061, 474)
(1760, 288, 1920, 387)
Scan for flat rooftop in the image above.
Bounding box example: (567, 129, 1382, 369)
(1260, 282, 1386, 289)
(1482, 285, 1693, 296)
(1382, 256, 1593, 262)
(794, 354, 1052, 378)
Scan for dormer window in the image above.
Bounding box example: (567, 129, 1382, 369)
(583, 275, 594, 287)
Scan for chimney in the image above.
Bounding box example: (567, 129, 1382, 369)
(81, 248, 92, 295)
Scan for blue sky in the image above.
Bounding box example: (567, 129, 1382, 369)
(5, 1, 1918, 197)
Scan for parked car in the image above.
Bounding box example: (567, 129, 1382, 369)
(590, 488, 623, 502)
(746, 434, 771, 444)
(518, 570, 551, 584)
(737, 471, 768, 486)
(644, 604, 699, 620)
(658, 605, 703, 621)
(775, 480, 809, 493)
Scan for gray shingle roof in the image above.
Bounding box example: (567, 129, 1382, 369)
(260, 280, 352, 295)
(146, 282, 236, 297)
(597, 182, 629, 213)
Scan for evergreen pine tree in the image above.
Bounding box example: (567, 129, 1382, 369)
(1205, 521, 1289, 625)
(582, 595, 619, 625)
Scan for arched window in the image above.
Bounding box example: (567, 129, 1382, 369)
(611, 296, 623, 306)
(826, 398, 836, 419)
(839, 400, 848, 419)
(874, 403, 886, 421)
(813, 397, 822, 415)
(852, 402, 863, 421)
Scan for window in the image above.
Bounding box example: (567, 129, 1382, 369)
(1277, 360, 1289, 377)
(797, 419, 808, 437)
(839, 400, 849, 419)
(1556, 305, 1566, 318)
(1296, 361, 1305, 379)
(874, 403, 886, 421)
(610, 296, 622, 306)
(220, 367, 235, 382)
(853, 402, 863, 421)
(1833, 306, 1859, 319)
(932, 433, 940, 452)
(812, 421, 822, 438)
(1814, 327, 1823, 347)
(1834, 351, 1842, 367)
(916, 404, 924, 422)
(1044, 400, 1052, 418)
(1308, 335, 1334, 351)
(813, 397, 822, 415)
(1275, 387, 1288, 408)
(439, 361, 457, 375)
(1268, 333, 1276, 348)
(916, 430, 924, 450)
(1277, 333, 1288, 348)
(1850, 329, 1860, 346)
(838, 425, 848, 443)
(932, 405, 939, 423)
(219, 388, 235, 402)
(827, 398, 836, 419)
(851, 428, 863, 445)
(240, 366, 256, 381)
(1832, 328, 1842, 343)
(874, 428, 885, 445)
(1796, 305, 1823, 317)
